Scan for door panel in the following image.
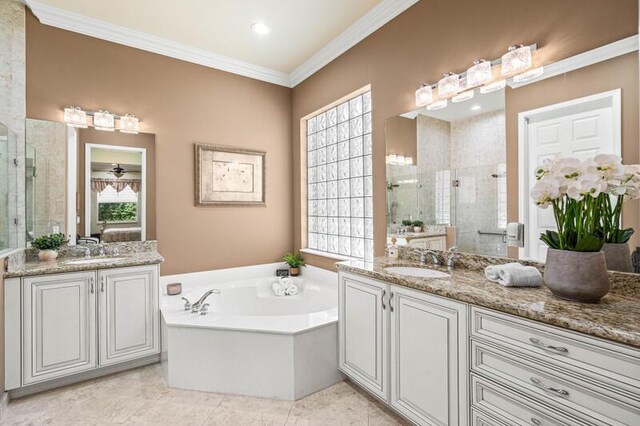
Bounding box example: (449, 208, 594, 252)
(99, 265, 159, 366)
(338, 272, 389, 401)
(23, 271, 97, 385)
(390, 286, 468, 425)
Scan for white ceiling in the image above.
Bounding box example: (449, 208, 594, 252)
(27, 0, 419, 87)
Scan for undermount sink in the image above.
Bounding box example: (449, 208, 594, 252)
(384, 266, 450, 278)
(65, 257, 122, 265)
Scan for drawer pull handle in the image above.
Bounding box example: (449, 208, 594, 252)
(529, 337, 568, 354)
(530, 418, 543, 426)
(530, 377, 569, 398)
(381, 290, 386, 310)
(90, 277, 94, 294)
(389, 292, 395, 312)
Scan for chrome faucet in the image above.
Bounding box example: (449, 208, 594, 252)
(414, 249, 440, 266)
(189, 289, 221, 314)
(446, 247, 460, 268)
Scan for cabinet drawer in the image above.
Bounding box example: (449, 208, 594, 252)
(470, 307, 640, 398)
(471, 341, 640, 425)
(471, 375, 587, 426)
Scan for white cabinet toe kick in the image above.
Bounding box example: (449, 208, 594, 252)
(5, 264, 160, 394)
(338, 271, 640, 426)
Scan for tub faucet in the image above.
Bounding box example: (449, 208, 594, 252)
(190, 289, 221, 313)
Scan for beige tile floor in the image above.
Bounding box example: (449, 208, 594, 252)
(1, 364, 409, 425)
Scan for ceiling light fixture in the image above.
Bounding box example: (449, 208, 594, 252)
(251, 22, 270, 35)
(93, 110, 115, 131)
(63, 106, 88, 128)
(415, 84, 433, 107)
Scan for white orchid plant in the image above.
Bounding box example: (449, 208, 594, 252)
(530, 154, 640, 252)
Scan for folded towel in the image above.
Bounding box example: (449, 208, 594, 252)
(484, 263, 542, 287)
(272, 282, 286, 296)
(284, 284, 298, 296)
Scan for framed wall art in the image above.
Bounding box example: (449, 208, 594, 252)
(195, 143, 266, 206)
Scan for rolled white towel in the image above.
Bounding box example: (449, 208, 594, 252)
(272, 282, 286, 297)
(284, 284, 298, 296)
(279, 276, 294, 289)
(485, 263, 542, 287)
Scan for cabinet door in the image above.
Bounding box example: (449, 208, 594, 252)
(426, 236, 445, 251)
(23, 271, 97, 385)
(390, 285, 468, 425)
(99, 265, 159, 366)
(338, 272, 389, 401)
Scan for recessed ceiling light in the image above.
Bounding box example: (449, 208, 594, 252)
(251, 22, 270, 35)
(471, 105, 481, 111)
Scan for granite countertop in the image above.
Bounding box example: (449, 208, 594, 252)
(4, 252, 164, 278)
(337, 257, 640, 348)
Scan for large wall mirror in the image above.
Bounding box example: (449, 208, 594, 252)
(25, 119, 156, 244)
(385, 44, 639, 272)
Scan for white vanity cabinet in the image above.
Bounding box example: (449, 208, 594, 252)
(5, 264, 160, 391)
(338, 272, 468, 425)
(21, 271, 97, 385)
(99, 265, 159, 366)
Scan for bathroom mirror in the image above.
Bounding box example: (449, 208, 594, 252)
(386, 48, 639, 272)
(25, 119, 156, 244)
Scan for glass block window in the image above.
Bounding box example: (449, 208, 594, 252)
(307, 91, 373, 261)
(435, 170, 451, 225)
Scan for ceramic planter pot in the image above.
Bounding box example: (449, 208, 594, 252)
(38, 249, 58, 262)
(289, 267, 300, 277)
(543, 248, 609, 303)
(602, 243, 633, 273)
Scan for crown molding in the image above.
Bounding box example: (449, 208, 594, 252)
(25, 0, 419, 88)
(508, 35, 639, 88)
(25, 0, 292, 87)
(289, 0, 419, 87)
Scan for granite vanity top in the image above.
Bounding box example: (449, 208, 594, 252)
(387, 232, 447, 239)
(337, 257, 640, 348)
(4, 251, 164, 278)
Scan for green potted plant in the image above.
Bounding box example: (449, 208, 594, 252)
(412, 220, 424, 233)
(31, 233, 68, 262)
(401, 219, 413, 232)
(283, 252, 305, 276)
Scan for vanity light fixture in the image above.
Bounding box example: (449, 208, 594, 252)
(479, 79, 507, 94)
(119, 114, 140, 134)
(466, 60, 493, 87)
(415, 84, 433, 107)
(437, 73, 460, 98)
(404, 156, 414, 165)
(501, 45, 532, 77)
(63, 106, 88, 128)
(93, 110, 115, 131)
(512, 66, 544, 83)
(426, 99, 448, 111)
(452, 90, 474, 103)
(251, 22, 270, 34)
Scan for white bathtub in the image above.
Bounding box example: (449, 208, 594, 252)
(160, 263, 343, 400)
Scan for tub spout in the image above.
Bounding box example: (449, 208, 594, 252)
(191, 289, 221, 313)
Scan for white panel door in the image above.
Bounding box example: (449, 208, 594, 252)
(390, 285, 468, 426)
(23, 271, 97, 385)
(338, 272, 389, 401)
(523, 91, 620, 261)
(99, 265, 159, 366)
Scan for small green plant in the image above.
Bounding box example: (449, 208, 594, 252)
(283, 252, 305, 268)
(401, 220, 413, 227)
(31, 233, 67, 251)
(413, 220, 424, 228)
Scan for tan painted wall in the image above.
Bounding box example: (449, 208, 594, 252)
(291, 0, 638, 269)
(506, 53, 639, 256)
(25, 12, 293, 275)
(76, 128, 156, 241)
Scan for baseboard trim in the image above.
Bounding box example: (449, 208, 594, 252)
(9, 354, 160, 399)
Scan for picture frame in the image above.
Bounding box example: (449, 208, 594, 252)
(195, 143, 266, 206)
